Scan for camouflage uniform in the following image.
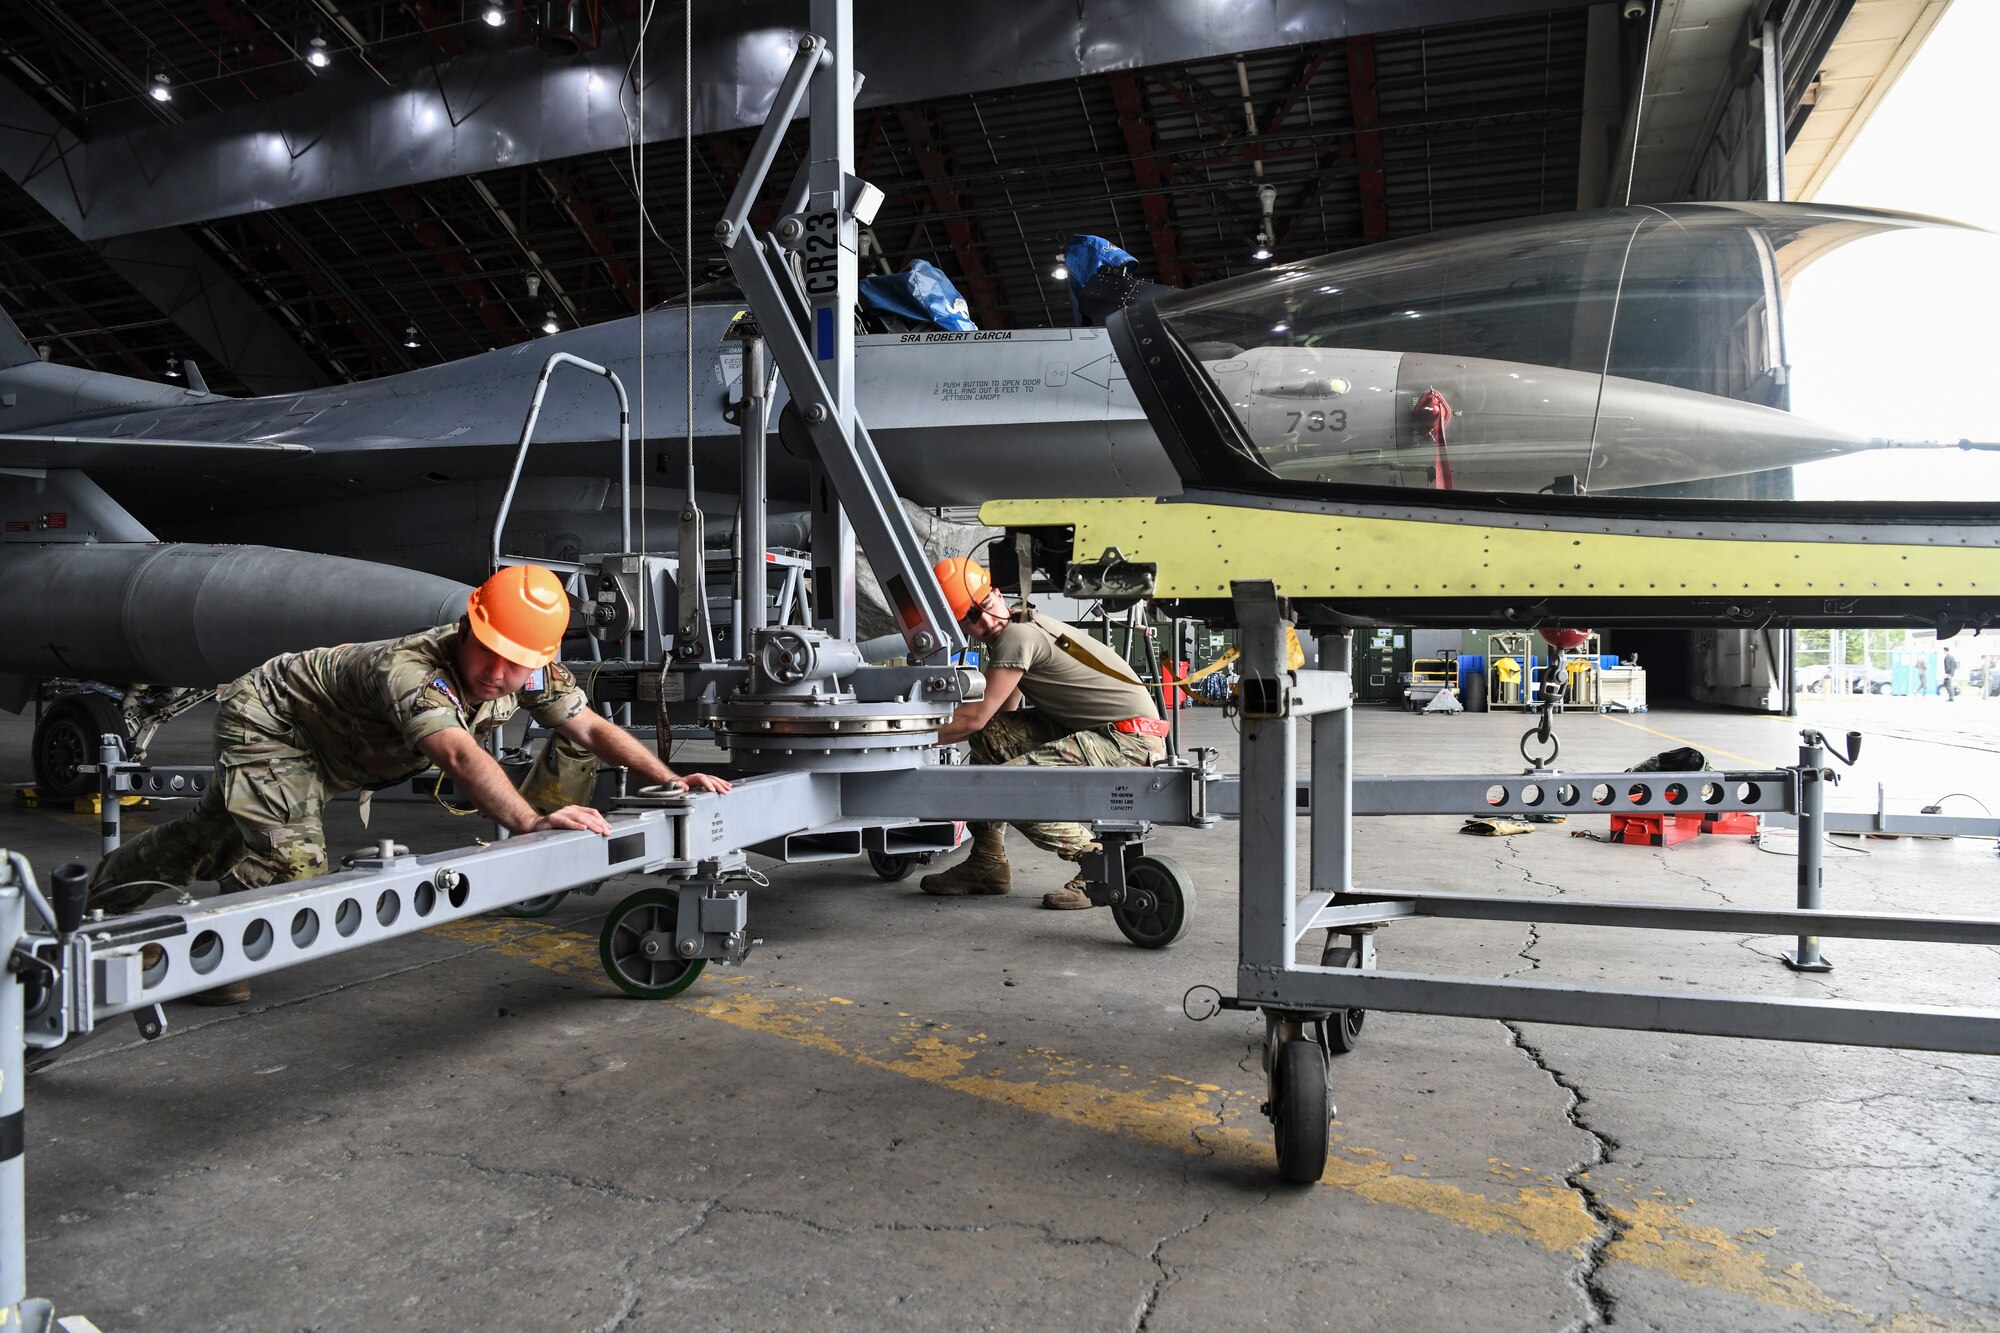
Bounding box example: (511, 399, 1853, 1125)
(968, 710, 1166, 860)
(89, 624, 591, 915)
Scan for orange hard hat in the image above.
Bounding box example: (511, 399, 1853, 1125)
(933, 557, 993, 622)
(467, 565, 570, 668)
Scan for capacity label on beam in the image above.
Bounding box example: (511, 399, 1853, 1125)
(934, 378, 1042, 403)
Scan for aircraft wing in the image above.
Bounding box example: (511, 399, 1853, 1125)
(0, 434, 313, 470)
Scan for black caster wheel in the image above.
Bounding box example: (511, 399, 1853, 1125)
(1272, 1038, 1331, 1184)
(1111, 854, 1194, 949)
(599, 888, 706, 999)
(503, 892, 569, 919)
(868, 849, 918, 882)
(1319, 942, 1370, 1054)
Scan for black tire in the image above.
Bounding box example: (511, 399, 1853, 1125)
(1320, 943, 1369, 1054)
(868, 849, 917, 882)
(598, 887, 706, 999)
(33, 693, 127, 802)
(503, 891, 569, 919)
(1112, 854, 1194, 949)
(1272, 1038, 1330, 1184)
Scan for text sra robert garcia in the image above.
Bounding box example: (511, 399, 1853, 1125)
(898, 331, 1017, 343)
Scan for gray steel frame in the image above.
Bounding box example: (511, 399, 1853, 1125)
(1221, 580, 2000, 1058)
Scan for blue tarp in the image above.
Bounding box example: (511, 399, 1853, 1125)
(858, 259, 976, 331)
(1065, 234, 1138, 323)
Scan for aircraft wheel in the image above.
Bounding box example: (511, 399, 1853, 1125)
(1112, 854, 1193, 949)
(503, 891, 569, 919)
(1319, 942, 1371, 1054)
(598, 888, 706, 999)
(868, 850, 918, 882)
(1271, 1038, 1331, 1184)
(33, 694, 127, 803)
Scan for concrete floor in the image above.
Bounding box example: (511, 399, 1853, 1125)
(7, 694, 1999, 1330)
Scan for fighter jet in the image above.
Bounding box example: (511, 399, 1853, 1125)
(4, 200, 1992, 791)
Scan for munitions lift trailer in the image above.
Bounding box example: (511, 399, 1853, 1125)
(10, 4, 2000, 1321)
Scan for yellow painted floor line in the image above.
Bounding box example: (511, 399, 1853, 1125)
(432, 915, 1967, 1328)
(1602, 715, 1775, 768)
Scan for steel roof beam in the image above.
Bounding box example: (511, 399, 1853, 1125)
(1344, 35, 1390, 244)
(381, 192, 522, 340)
(1107, 72, 1189, 288)
(0, 73, 329, 393)
(894, 106, 1008, 328)
(537, 164, 644, 313)
(10, 0, 1595, 242)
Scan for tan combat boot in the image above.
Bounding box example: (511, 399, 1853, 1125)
(920, 823, 1011, 896)
(1041, 844, 1101, 910)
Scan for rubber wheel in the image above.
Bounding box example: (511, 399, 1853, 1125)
(503, 892, 569, 919)
(1320, 943, 1369, 1054)
(868, 849, 917, 882)
(1111, 854, 1194, 949)
(598, 887, 706, 999)
(1272, 1038, 1331, 1184)
(32, 694, 127, 802)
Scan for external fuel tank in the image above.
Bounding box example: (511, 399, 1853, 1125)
(0, 543, 473, 686)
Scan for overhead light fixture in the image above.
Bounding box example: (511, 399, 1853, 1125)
(541, 310, 560, 334)
(482, 2, 508, 27)
(164, 354, 182, 379)
(1051, 261, 1069, 281)
(1251, 231, 1273, 262)
(145, 47, 175, 103)
(403, 324, 422, 348)
(1271, 322, 1290, 334)
(305, 35, 331, 68)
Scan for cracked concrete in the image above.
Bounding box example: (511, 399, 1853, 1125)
(1504, 1022, 1621, 1329)
(8, 702, 2000, 1329)
(1132, 1208, 1213, 1332)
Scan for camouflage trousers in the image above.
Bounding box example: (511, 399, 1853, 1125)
(966, 710, 1166, 860)
(88, 723, 597, 916)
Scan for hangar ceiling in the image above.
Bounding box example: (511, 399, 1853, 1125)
(0, 0, 1943, 398)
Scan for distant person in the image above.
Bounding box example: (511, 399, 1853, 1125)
(1915, 659, 1928, 695)
(88, 565, 731, 1004)
(919, 557, 1167, 909)
(1941, 648, 1960, 701)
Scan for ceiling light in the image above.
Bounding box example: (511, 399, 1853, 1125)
(1251, 232, 1273, 262)
(306, 36, 331, 68)
(1051, 262, 1069, 281)
(403, 325, 422, 348)
(541, 311, 560, 334)
(164, 354, 181, 379)
(482, 2, 507, 27)
(1271, 322, 1290, 334)
(149, 72, 173, 102)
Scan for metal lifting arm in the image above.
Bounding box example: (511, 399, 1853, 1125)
(712, 29, 963, 660)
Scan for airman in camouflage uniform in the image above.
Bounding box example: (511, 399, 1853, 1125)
(923, 564, 1167, 909)
(89, 593, 730, 1004)
(89, 623, 595, 916)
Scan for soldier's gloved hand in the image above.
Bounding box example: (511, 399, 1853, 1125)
(681, 773, 732, 794)
(535, 805, 612, 836)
